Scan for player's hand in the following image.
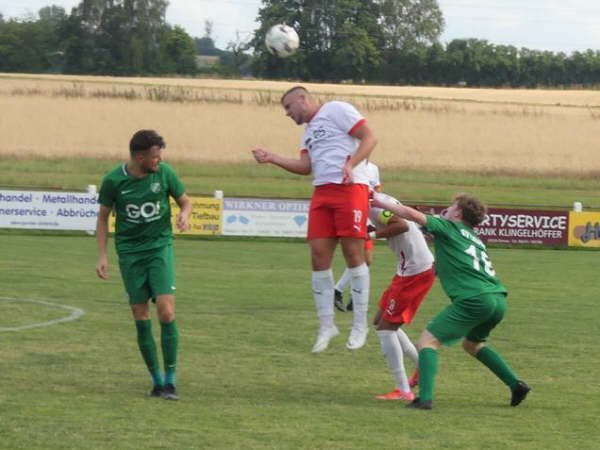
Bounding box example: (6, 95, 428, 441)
(96, 256, 108, 280)
(424, 232, 435, 242)
(252, 148, 273, 164)
(367, 224, 377, 233)
(341, 159, 353, 184)
(176, 213, 190, 232)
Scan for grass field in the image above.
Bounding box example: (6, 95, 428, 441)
(1, 159, 599, 210)
(1, 72, 599, 448)
(1, 233, 599, 449)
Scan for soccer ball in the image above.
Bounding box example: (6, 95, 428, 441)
(265, 24, 299, 58)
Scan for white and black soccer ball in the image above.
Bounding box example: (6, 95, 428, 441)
(265, 24, 299, 58)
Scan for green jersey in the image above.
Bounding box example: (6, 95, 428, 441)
(98, 162, 185, 254)
(424, 215, 507, 302)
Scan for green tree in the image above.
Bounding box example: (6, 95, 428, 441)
(378, 0, 444, 50)
(492, 45, 520, 87)
(62, 0, 172, 75)
(0, 6, 67, 73)
(444, 39, 468, 84)
(38, 5, 67, 26)
(196, 20, 220, 56)
(331, 21, 380, 81)
(425, 41, 446, 84)
(196, 36, 219, 56)
(250, 0, 382, 81)
(249, 0, 304, 79)
(161, 25, 197, 74)
(221, 31, 252, 75)
(37, 5, 67, 72)
(123, 0, 169, 73)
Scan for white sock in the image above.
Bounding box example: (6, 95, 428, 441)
(334, 268, 352, 292)
(349, 263, 369, 329)
(312, 269, 335, 331)
(377, 330, 409, 392)
(396, 328, 418, 366)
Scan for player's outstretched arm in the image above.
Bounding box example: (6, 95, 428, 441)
(372, 215, 409, 239)
(343, 123, 378, 184)
(175, 193, 192, 232)
(372, 193, 427, 227)
(95, 204, 112, 280)
(252, 148, 311, 175)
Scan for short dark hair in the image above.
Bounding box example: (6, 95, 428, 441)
(454, 193, 487, 227)
(129, 130, 165, 155)
(280, 85, 309, 104)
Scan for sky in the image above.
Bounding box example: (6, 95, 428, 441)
(1, 0, 600, 54)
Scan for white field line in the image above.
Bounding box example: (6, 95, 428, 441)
(0, 297, 85, 332)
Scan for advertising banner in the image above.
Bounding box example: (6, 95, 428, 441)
(0, 190, 98, 231)
(222, 197, 309, 237)
(568, 211, 600, 248)
(0, 188, 588, 249)
(170, 197, 222, 235)
(415, 205, 569, 246)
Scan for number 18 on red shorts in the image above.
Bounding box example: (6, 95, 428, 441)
(307, 183, 369, 239)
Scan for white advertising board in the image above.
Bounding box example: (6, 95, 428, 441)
(222, 197, 309, 237)
(0, 190, 98, 231)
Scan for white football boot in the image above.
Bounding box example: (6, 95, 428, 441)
(346, 326, 368, 350)
(311, 325, 340, 353)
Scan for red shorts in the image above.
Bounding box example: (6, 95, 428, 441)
(307, 184, 369, 239)
(378, 268, 435, 324)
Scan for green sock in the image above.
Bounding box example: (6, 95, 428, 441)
(418, 348, 438, 403)
(475, 346, 519, 389)
(135, 320, 163, 386)
(161, 320, 179, 386)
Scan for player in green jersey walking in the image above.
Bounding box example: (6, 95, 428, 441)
(95, 129, 192, 400)
(372, 192, 530, 410)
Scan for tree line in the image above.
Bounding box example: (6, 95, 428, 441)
(250, 0, 600, 87)
(2, 0, 600, 88)
(0, 1, 197, 75)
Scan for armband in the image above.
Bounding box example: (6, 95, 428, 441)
(378, 209, 393, 225)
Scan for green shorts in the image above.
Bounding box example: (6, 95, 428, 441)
(118, 244, 176, 305)
(426, 293, 507, 345)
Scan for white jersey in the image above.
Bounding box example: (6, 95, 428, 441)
(369, 193, 434, 277)
(300, 101, 370, 186)
(365, 161, 381, 192)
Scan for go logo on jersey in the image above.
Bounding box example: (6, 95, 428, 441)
(126, 201, 160, 220)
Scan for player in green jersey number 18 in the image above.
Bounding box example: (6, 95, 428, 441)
(95, 130, 192, 400)
(372, 192, 530, 410)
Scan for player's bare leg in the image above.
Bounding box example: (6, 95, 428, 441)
(340, 237, 369, 350)
(309, 238, 340, 353)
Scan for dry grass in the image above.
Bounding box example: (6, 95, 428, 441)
(5, 73, 600, 106)
(1, 73, 599, 175)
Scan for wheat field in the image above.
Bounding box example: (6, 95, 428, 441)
(1, 73, 598, 175)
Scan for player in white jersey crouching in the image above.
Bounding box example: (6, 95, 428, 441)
(368, 193, 436, 401)
(252, 86, 378, 353)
